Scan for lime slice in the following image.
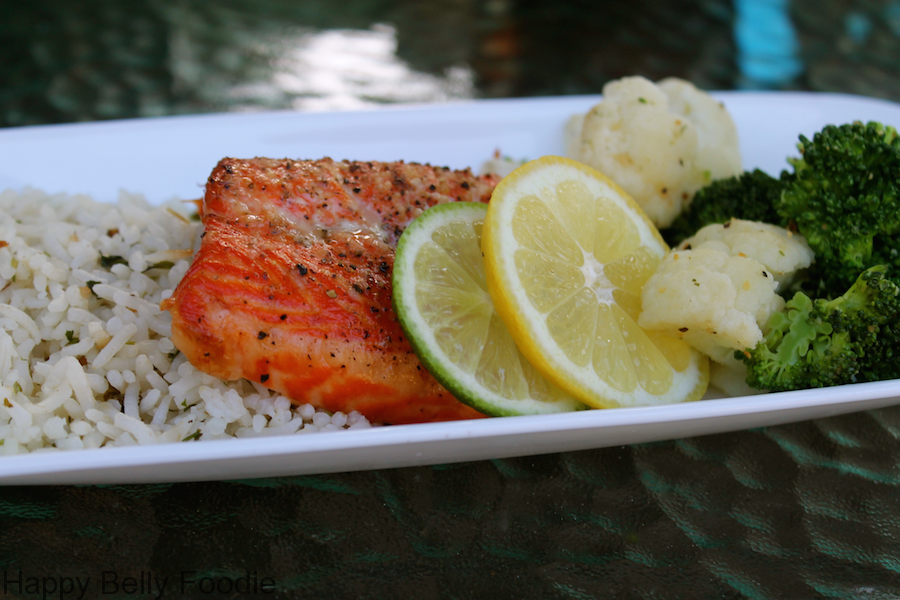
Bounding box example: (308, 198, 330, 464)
(393, 201, 586, 417)
(482, 156, 709, 408)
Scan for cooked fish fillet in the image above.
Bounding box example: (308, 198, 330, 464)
(162, 158, 499, 424)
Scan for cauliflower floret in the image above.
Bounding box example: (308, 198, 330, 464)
(678, 218, 814, 288)
(638, 247, 784, 364)
(657, 78, 742, 194)
(480, 150, 527, 179)
(569, 76, 742, 228)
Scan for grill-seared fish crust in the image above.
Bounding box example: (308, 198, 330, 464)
(162, 158, 499, 424)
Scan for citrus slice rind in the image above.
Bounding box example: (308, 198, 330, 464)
(392, 201, 587, 417)
(483, 156, 708, 409)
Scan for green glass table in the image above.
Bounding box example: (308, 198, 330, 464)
(2, 1, 900, 597)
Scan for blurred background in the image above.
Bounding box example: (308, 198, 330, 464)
(4, 0, 900, 128)
(5, 3, 900, 598)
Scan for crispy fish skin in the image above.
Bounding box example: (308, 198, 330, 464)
(162, 158, 499, 424)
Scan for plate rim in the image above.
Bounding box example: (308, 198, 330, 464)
(2, 90, 900, 484)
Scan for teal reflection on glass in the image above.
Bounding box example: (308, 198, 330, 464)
(734, 0, 802, 89)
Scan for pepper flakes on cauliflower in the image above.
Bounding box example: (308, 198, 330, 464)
(677, 218, 814, 288)
(638, 219, 814, 365)
(567, 76, 742, 228)
(638, 248, 783, 364)
(480, 149, 528, 179)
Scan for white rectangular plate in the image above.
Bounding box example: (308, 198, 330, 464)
(1, 92, 899, 484)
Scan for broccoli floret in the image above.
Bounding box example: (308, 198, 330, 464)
(740, 265, 900, 391)
(852, 267, 900, 382)
(663, 169, 785, 246)
(777, 121, 900, 293)
(859, 319, 900, 381)
(740, 289, 858, 391)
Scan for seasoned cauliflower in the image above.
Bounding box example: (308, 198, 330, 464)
(638, 247, 784, 364)
(678, 218, 814, 287)
(568, 76, 742, 228)
(658, 78, 742, 195)
(480, 150, 527, 179)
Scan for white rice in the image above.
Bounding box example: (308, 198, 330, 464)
(0, 188, 371, 454)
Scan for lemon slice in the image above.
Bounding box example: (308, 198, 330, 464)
(393, 201, 586, 417)
(482, 156, 708, 408)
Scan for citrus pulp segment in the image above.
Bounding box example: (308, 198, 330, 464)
(392, 201, 586, 417)
(482, 156, 708, 408)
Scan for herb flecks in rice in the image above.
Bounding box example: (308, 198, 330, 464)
(0, 189, 370, 454)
